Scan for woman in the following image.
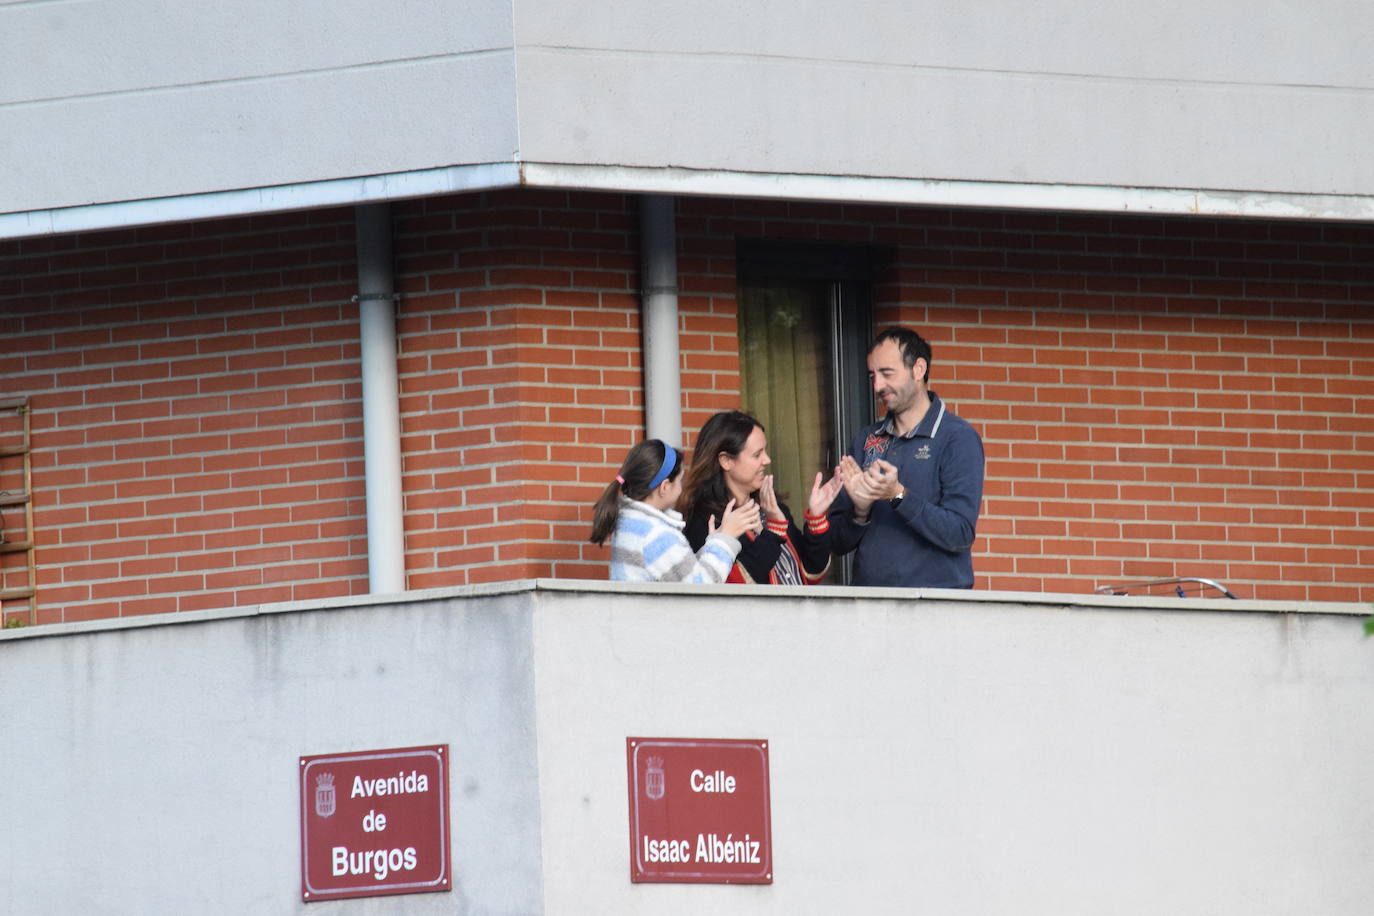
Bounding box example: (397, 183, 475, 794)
(680, 410, 843, 585)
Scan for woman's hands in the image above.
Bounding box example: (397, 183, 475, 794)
(758, 475, 787, 525)
(709, 497, 762, 539)
(808, 470, 844, 517)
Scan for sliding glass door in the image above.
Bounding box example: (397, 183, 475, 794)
(736, 243, 876, 581)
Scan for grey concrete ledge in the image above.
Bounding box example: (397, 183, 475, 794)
(8, 160, 1374, 242)
(2, 578, 1367, 644)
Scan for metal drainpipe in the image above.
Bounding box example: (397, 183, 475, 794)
(639, 195, 682, 447)
(354, 203, 406, 594)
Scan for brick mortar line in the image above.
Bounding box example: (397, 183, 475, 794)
(20, 334, 361, 356)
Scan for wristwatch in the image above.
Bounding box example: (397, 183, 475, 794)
(889, 485, 905, 508)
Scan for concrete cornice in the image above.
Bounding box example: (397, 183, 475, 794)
(7, 161, 1374, 242)
(3, 578, 1366, 644)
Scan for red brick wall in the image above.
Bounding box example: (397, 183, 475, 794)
(2, 190, 1371, 623)
(391, 190, 650, 585)
(1, 210, 370, 623)
(872, 210, 1374, 601)
(674, 198, 1374, 602)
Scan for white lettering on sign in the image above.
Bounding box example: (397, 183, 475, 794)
(695, 833, 761, 864)
(689, 768, 736, 793)
(350, 770, 430, 798)
(642, 836, 692, 863)
(331, 846, 419, 882)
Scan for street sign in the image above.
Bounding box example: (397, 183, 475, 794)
(626, 737, 772, 884)
(299, 745, 451, 902)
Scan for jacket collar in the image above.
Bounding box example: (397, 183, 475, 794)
(877, 391, 946, 439)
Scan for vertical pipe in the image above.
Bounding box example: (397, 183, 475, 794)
(639, 195, 682, 447)
(355, 203, 406, 594)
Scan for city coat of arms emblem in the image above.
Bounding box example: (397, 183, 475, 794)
(314, 772, 336, 818)
(645, 757, 665, 801)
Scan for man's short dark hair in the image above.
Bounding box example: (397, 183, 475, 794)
(871, 327, 931, 382)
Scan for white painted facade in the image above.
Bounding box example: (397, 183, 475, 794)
(3, 582, 1371, 913)
(4, 0, 1374, 235)
(0, 0, 518, 214)
(513, 0, 1374, 195)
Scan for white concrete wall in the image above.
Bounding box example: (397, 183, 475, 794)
(2, 582, 1371, 914)
(5, 1, 1371, 222)
(533, 585, 1374, 914)
(513, 0, 1374, 197)
(0, 589, 544, 915)
(0, 0, 517, 214)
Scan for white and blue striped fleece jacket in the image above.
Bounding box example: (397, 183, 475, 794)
(609, 496, 741, 583)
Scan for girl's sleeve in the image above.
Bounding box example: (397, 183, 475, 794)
(645, 527, 742, 584)
(692, 532, 743, 584)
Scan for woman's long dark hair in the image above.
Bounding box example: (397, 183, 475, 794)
(589, 439, 685, 546)
(678, 410, 763, 527)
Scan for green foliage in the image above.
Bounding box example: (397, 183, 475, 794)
(2, 617, 25, 629)
(1365, 615, 1374, 638)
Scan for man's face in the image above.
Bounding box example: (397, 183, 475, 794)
(867, 340, 923, 416)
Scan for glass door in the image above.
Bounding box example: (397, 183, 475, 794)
(736, 244, 876, 582)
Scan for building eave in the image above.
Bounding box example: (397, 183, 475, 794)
(4, 161, 1374, 242)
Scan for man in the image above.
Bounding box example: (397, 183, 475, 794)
(829, 327, 985, 588)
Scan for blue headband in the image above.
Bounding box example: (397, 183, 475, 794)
(647, 442, 678, 490)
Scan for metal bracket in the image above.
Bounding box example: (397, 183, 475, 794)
(1095, 577, 1237, 599)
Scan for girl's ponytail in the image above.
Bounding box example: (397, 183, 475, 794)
(589, 476, 624, 546)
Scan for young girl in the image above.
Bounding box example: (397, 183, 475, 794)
(679, 410, 843, 585)
(590, 439, 760, 582)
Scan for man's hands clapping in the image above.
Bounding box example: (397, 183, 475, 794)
(839, 456, 902, 517)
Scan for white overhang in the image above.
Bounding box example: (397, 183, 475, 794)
(5, 162, 1374, 242)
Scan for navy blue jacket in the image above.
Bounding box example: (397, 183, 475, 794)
(829, 392, 984, 588)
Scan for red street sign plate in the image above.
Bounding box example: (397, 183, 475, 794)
(626, 737, 772, 884)
(299, 745, 451, 902)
